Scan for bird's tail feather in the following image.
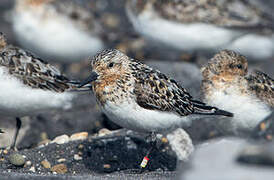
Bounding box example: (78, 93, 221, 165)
(193, 103, 233, 117)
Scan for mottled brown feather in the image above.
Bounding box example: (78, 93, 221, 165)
(0, 44, 73, 92)
(130, 0, 273, 32)
(130, 59, 204, 116)
(247, 71, 274, 107)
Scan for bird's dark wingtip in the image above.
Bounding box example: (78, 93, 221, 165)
(214, 109, 234, 117)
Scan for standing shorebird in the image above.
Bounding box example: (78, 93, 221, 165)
(126, 0, 274, 60)
(12, 0, 104, 62)
(0, 33, 90, 149)
(79, 49, 233, 169)
(202, 50, 273, 136)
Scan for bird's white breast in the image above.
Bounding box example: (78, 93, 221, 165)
(126, 6, 274, 59)
(12, 10, 104, 62)
(102, 100, 192, 133)
(0, 67, 75, 117)
(205, 87, 271, 135)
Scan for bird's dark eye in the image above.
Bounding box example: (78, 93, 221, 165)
(108, 62, 114, 68)
(236, 64, 243, 69)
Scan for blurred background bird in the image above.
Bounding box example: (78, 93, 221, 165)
(11, 0, 105, 63)
(0, 32, 91, 149)
(126, 0, 274, 60)
(201, 50, 273, 136)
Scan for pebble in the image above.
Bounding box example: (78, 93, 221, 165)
(166, 128, 194, 161)
(38, 139, 51, 147)
(3, 149, 8, 154)
(25, 161, 32, 166)
(57, 158, 66, 163)
(51, 135, 69, 145)
(41, 159, 51, 169)
(9, 153, 26, 166)
(78, 144, 84, 150)
(98, 128, 112, 137)
(103, 164, 111, 169)
(40, 132, 49, 141)
(29, 166, 36, 173)
(161, 137, 169, 144)
(51, 164, 68, 174)
(74, 154, 82, 161)
(70, 132, 88, 141)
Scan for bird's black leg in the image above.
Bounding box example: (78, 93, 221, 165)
(10, 117, 22, 150)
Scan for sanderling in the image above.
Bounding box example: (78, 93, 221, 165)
(201, 50, 273, 136)
(79, 49, 233, 169)
(126, 0, 274, 60)
(12, 0, 104, 62)
(0, 33, 90, 149)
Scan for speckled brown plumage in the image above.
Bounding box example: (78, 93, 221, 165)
(247, 71, 274, 106)
(0, 35, 78, 92)
(90, 49, 233, 117)
(202, 49, 273, 107)
(130, 0, 273, 32)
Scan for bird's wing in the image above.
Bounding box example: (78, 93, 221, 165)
(0, 45, 72, 92)
(247, 71, 274, 107)
(154, 0, 273, 30)
(132, 61, 202, 116)
(133, 61, 233, 117)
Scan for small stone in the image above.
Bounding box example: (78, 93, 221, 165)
(3, 149, 8, 154)
(103, 164, 111, 169)
(166, 128, 194, 161)
(70, 132, 88, 141)
(161, 137, 169, 144)
(40, 132, 49, 141)
(38, 139, 51, 147)
(51, 135, 69, 145)
(78, 144, 84, 150)
(57, 158, 66, 163)
(25, 161, 32, 166)
(41, 160, 51, 169)
(9, 153, 25, 166)
(74, 154, 82, 161)
(51, 164, 68, 174)
(98, 128, 112, 137)
(29, 166, 36, 173)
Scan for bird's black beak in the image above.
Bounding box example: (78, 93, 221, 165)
(78, 71, 99, 88)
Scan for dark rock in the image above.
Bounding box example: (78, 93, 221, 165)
(237, 143, 274, 166)
(82, 130, 177, 173)
(250, 112, 274, 141)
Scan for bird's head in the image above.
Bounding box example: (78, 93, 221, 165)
(78, 49, 131, 88)
(202, 50, 248, 82)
